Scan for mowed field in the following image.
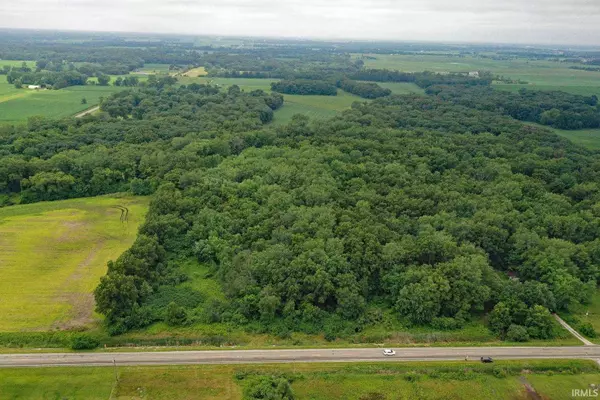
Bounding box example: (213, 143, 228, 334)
(0, 360, 597, 400)
(0, 195, 148, 331)
(354, 54, 600, 96)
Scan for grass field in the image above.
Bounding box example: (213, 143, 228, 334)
(0, 360, 596, 399)
(560, 289, 600, 344)
(0, 195, 148, 331)
(552, 128, 600, 150)
(182, 66, 208, 77)
(354, 54, 600, 96)
(0, 76, 123, 124)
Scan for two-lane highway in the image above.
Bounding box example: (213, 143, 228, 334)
(1, 346, 599, 367)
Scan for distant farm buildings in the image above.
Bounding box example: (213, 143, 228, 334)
(468, 71, 480, 77)
(28, 85, 41, 89)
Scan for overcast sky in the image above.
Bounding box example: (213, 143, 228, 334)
(1, 0, 599, 45)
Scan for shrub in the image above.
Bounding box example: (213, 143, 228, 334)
(578, 322, 598, 338)
(403, 371, 422, 382)
(70, 333, 100, 350)
(506, 324, 530, 342)
(431, 317, 462, 330)
(165, 302, 188, 326)
(492, 366, 508, 378)
(243, 376, 295, 400)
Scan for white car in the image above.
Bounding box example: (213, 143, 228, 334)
(382, 349, 396, 356)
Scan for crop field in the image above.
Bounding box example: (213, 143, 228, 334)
(0, 195, 148, 331)
(354, 54, 600, 96)
(0, 360, 597, 399)
(0, 81, 122, 124)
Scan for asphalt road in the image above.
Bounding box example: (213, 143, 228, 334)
(1, 346, 600, 367)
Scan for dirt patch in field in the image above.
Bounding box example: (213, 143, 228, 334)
(520, 376, 542, 400)
(51, 242, 104, 330)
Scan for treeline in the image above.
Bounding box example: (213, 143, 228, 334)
(569, 66, 600, 72)
(80, 94, 598, 338)
(0, 84, 282, 206)
(336, 79, 391, 99)
(6, 69, 88, 89)
(271, 80, 338, 96)
(428, 85, 600, 129)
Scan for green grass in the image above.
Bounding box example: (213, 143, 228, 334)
(0, 194, 149, 331)
(552, 128, 600, 150)
(560, 289, 600, 344)
(0, 367, 114, 400)
(0, 360, 596, 400)
(0, 83, 122, 124)
(354, 54, 600, 96)
(527, 374, 600, 400)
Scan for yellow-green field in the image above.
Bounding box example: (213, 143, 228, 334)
(354, 54, 600, 96)
(182, 66, 208, 77)
(0, 360, 597, 400)
(0, 195, 148, 331)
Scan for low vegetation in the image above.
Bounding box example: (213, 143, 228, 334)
(0, 195, 148, 331)
(0, 360, 597, 399)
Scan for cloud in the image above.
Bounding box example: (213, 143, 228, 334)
(0, 0, 599, 45)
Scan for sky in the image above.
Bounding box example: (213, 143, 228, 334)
(1, 0, 599, 45)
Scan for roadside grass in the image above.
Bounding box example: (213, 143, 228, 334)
(0, 367, 114, 400)
(353, 53, 600, 96)
(0, 360, 596, 400)
(559, 289, 600, 344)
(0, 194, 149, 331)
(527, 374, 600, 400)
(0, 84, 122, 124)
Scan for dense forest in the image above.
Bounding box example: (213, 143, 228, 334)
(2, 83, 599, 340)
(428, 85, 600, 129)
(1, 32, 599, 342)
(271, 80, 338, 96)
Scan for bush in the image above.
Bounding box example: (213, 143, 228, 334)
(70, 333, 100, 350)
(492, 366, 508, 378)
(431, 317, 462, 330)
(506, 324, 530, 342)
(243, 376, 295, 400)
(165, 302, 188, 326)
(403, 371, 422, 382)
(578, 322, 598, 338)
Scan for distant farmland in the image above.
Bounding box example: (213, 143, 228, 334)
(0, 195, 148, 331)
(354, 53, 600, 96)
(0, 76, 123, 124)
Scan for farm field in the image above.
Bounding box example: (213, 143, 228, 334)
(0, 75, 123, 124)
(0, 360, 597, 400)
(0, 195, 148, 331)
(354, 54, 600, 96)
(175, 75, 366, 124)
